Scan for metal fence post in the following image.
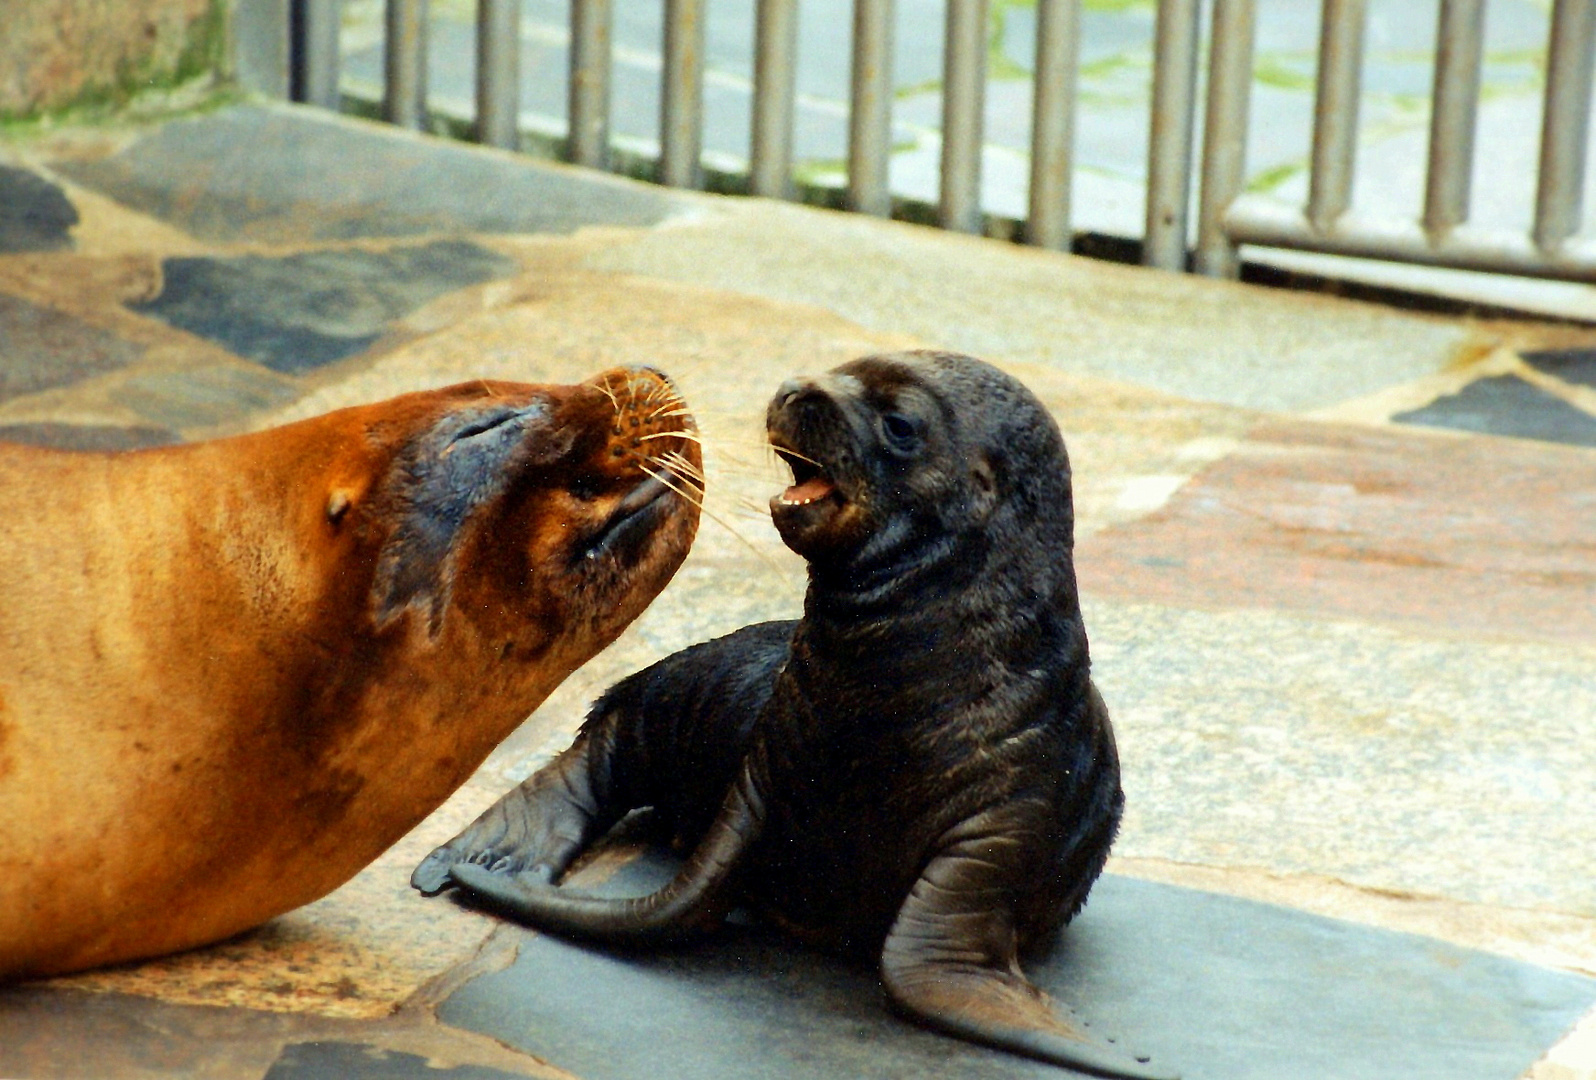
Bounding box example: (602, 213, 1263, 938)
(1195, 0, 1256, 277)
(477, 0, 521, 149)
(1534, 0, 1596, 251)
(385, 0, 429, 129)
(752, 0, 801, 199)
(1144, 0, 1203, 270)
(940, 0, 988, 234)
(848, 0, 895, 216)
(661, 0, 707, 188)
(1306, 0, 1367, 232)
(294, 0, 342, 108)
(1028, 0, 1082, 250)
(570, 0, 614, 170)
(1422, 0, 1485, 239)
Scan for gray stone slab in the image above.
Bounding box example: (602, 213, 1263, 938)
(115, 364, 301, 430)
(0, 986, 551, 1080)
(0, 165, 77, 252)
(1522, 348, 1596, 390)
(129, 241, 517, 374)
(438, 855, 1595, 1080)
(1392, 374, 1596, 447)
(264, 1043, 533, 1080)
(0, 421, 178, 450)
(0, 293, 143, 401)
(53, 104, 687, 244)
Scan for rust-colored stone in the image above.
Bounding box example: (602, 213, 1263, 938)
(1079, 421, 1596, 645)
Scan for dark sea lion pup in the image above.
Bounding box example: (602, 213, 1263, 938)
(415, 351, 1171, 1079)
(0, 366, 700, 979)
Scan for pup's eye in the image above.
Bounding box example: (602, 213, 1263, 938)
(881, 412, 918, 448)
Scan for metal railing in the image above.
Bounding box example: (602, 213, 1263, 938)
(1198, 0, 1596, 283)
(288, 0, 1596, 284)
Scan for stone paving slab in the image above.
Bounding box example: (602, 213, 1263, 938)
(48, 104, 694, 245)
(1079, 419, 1596, 645)
(3, 102, 1596, 1080)
(437, 852, 1596, 1080)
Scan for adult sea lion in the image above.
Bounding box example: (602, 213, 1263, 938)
(0, 367, 702, 979)
(416, 352, 1171, 1079)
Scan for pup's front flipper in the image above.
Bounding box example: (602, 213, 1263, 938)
(880, 817, 1177, 1080)
(411, 730, 614, 896)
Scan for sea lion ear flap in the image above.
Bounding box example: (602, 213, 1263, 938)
(969, 456, 999, 520)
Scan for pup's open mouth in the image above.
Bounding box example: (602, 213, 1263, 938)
(775, 447, 839, 507)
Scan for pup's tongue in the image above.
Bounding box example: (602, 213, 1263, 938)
(781, 475, 836, 506)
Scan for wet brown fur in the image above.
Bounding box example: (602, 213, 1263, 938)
(0, 369, 700, 979)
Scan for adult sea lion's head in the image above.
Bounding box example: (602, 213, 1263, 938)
(0, 365, 703, 980)
(765, 350, 1072, 585)
(282, 366, 704, 730)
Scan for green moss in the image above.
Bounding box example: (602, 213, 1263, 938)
(1245, 160, 1304, 194)
(0, 0, 229, 128)
(1252, 53, 1316, 92)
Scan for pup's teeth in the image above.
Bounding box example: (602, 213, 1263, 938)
(781, 475, 835, 506)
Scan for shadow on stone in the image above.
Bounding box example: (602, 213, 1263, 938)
(437, 852, 1595, 1080)
(0, 166, 78, 253)
(128, 241, 517, 375)
(0, 422, 179, 451)
(1392, 374, 1596, 447)
(54, 104, 686, 244)
(1522, 348, 1596, 391)
(264, 1043, 533, 1080)
(115, 364, 301, 430)
(0, 294, 144, 402)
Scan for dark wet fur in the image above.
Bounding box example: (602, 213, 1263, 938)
(416, 352, 1170, 1079)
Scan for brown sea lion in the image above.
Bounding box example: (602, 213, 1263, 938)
(416, 352, 1172, 1079)
(0, 367, 702, 980)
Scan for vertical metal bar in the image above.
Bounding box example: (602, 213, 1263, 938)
(848, 0, 895, 216)
(1306, 0, 1367, 232)
(569, 0, 613, 169)
(1195, 0, 1257, 277)
(940, 0, 989, 233)
(1144, 0, 1203, 270)
(297, 0, 342, 108)
(1028, 0, 1081, 249)
(661, 0, 707, 189)
(1423, 0, 1484, 237)
(1534, 0, 1596, 250)
(751, 0, 800, 198)
(385, 0, 429, 129)
(477, 0, 520, 148)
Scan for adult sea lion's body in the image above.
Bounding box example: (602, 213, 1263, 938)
(0, 367, 701, 980)
(417, 352, 1169, 1079)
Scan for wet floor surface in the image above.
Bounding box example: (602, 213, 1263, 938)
(2, 101, 1595, 1080)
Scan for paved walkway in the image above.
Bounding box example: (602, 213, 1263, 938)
(2, 100, 1596, 1080)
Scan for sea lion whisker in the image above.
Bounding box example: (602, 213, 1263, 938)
(657, 448, 708, 480)
(768, 444, 823, 469)
(635, 464, 785, 576)
(637, 463, 707, 510)
(638, 430, 703, 446)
